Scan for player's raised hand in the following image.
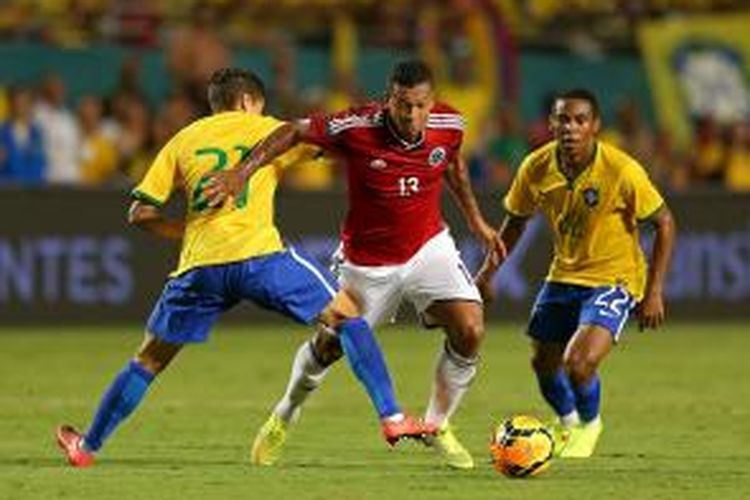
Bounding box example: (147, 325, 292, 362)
(636, 289, 665, 331)
(203, 170, 245, 208)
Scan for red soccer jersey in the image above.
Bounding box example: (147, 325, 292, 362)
(306, 102, 465, 265)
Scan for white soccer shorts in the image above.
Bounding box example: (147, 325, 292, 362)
(337, 229, 482, 327)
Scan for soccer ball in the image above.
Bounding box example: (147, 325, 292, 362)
(490, 415, 554, 478)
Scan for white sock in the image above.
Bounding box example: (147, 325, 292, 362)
(583, 415, 601, 427)
(383, 413, 404, 423)
(273, 341, 329, 424)
(560, 411, 581, 428)
(424, 342, 478, 428)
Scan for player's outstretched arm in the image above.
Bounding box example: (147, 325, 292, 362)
(445, 156, 505, 256)
(637, 205, 676, 330)
(203, 121, 305, 207)
(475, 214, 527, 303)
(128, 200, 185, 240)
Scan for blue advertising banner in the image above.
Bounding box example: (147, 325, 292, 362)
(0, 188, 748, 323)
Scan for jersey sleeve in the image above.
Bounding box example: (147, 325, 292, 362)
(623, 161, 665, 221)
(131, 136, 179, 206)
(303, 109, 353, 151)
(503, 157, 538, 217)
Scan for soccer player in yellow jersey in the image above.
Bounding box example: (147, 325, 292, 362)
(55, 68, 433, 468)
(477, 89, 676, 458)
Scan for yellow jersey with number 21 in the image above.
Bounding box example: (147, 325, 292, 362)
(133, 111, 286, 277)
(504, 140, 664, 300)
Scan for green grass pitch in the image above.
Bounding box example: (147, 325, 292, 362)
(1, 323, 748, 499)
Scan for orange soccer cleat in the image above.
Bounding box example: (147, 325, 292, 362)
(381, 414, 437, 446)
(56, 425, 95, 468)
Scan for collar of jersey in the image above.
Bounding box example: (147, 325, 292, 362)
(546, 142, 599, 193)
(384, 112, 424, 150)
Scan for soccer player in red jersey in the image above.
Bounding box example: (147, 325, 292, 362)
(206, 60, 503, 469)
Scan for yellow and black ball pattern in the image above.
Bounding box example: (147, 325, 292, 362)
(489, 415, 554, 478)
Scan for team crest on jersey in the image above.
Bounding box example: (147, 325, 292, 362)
(428, 147, 447, 167)
(369, 158, 387, 170)
(582, 187, 599, 207)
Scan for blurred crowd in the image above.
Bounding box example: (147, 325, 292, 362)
(470, 98, 750, 193)
(0, 0, 748, 192)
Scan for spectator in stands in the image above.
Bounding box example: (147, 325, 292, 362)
(266, 26, 343, 191)
(0, 86, 47, 185)
(77, 95, 118, 186)
(527, 93, 555, 149)
(484, 107, 528, 189)
(725, 120, 750, 192)
(689, 115, 726, 185)
(123, 91, 196, 185)
(651, 128, 689, 192)
(115, 95, 150, 182)
(104, 0, 162, 48)
(166, 1, 231, 115)
(34, 73, 81, 184)
(604, 97, 654, 165)
(161, 91, 197, 132)
(419, 0, 495, 162)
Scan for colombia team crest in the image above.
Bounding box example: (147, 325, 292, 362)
(428, 147, 447, 167)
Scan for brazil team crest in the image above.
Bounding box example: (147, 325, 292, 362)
(582, 187, 599, 207)
(428, 147, 447, 167)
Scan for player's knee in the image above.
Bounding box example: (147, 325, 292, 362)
(133, 354, 166, 375)
(135, 336, 181, 375)
(563, 352, 598, 386)
(450, 319, 485, 357)
(319, 289, 361, 328)
(312, 327, 344, 367)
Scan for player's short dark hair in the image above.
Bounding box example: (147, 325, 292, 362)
(207, 67, 266, 112)
(554, 89, 601, 118)
(388, 59, 434, 90)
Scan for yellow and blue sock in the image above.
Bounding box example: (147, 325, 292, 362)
(572, 375, 601, 423)
(83, 360, 154, 451)
(337, 318, 400, 419)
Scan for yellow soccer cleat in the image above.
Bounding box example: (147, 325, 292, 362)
(546, 421, 572, 457)
(559, 418, 603, 458)
(425, 424, 475, 470)
(250, 414, 288, 466)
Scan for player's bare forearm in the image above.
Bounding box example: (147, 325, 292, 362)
(445, 157, 495, 242)
(128, 201, 184, 240)
(204, 122, 302, 206)
(497, 214, 527, 257)
(646, 206, 676, 292)
(639, 205, 676, 329)
(478, 215, 526, 276)
(238, 122, 300, 182)
(475, 214, 527, 302)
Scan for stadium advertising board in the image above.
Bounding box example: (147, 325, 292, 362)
(0, 189, 748, 323)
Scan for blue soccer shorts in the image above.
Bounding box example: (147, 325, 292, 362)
(146, 247, 338, 344)
(528, 281, 637, 344)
